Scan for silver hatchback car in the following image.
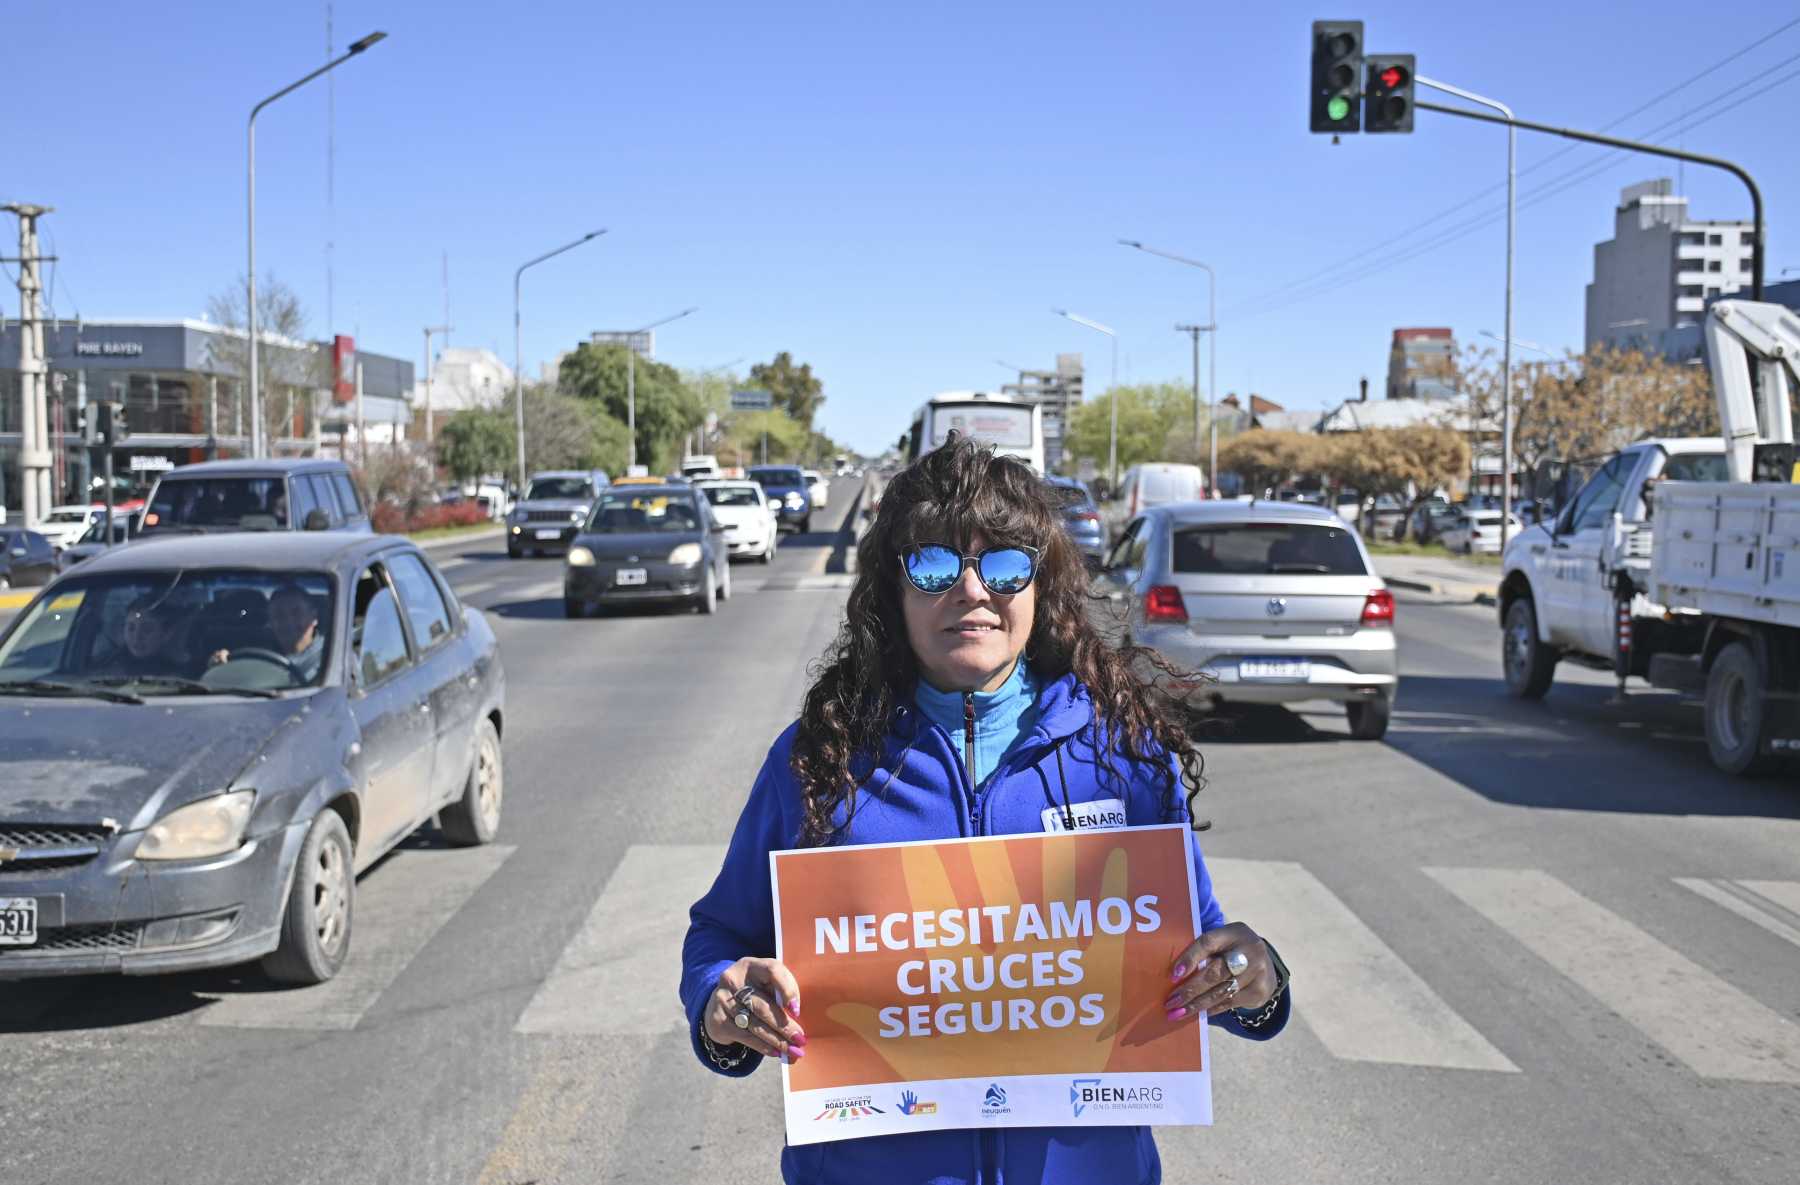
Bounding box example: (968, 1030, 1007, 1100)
(1091, 501, 1398, 739)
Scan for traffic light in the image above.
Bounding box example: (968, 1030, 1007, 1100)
(1310, 20, 1363, 134)
(100, 402, 129, 447)
(1364, 54, 1416, 133)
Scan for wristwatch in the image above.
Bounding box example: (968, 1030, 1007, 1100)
(1232, 941, 1289, 1029)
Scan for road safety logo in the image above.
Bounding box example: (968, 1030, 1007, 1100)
(814, 1095, 884, 1121)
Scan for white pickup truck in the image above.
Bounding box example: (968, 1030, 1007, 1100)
(1499, 298, 1800, 774)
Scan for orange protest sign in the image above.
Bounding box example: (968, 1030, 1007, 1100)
(771, 824, 1210, 1143)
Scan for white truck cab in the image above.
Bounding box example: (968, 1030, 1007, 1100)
(1501, 439, 1727, 676)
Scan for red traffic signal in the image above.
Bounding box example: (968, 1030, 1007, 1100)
(1363, 54, 1416, 133)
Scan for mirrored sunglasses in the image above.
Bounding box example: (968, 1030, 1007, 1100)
(900, 544, 1040, 596)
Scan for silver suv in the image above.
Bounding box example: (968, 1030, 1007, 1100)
(1092, 500, 1398, 739)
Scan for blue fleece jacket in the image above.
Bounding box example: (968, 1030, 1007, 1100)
(680, 668, 1290, 1185)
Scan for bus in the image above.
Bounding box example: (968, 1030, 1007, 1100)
(905, 391, 1045, 473)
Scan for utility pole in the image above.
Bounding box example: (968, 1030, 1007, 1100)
(4, 204, 56, 527)
(422, 324, 452, 446)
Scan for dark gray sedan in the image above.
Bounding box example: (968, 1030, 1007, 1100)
(562, 484, 731, 617)
(0, 532, 504, 984)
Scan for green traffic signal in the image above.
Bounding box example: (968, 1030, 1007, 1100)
(1327, 95, 1351, 122)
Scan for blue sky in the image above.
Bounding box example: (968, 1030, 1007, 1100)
(6, 1, 1799, 453)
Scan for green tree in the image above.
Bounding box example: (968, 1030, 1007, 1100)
(1064, 382, 1198, 474)
(747, 352, 826, 428)
(437, 408, 514, 485)
(520, 384, 630, 476)
(558, 342, 704, 470)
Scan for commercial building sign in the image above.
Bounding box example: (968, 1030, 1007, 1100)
(75, 341, 145, 357)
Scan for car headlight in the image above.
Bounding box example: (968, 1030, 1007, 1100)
(784, 492, 804, 509)
(569, 509, 585, 522)
(137, 790, 256, 861)
(568, 545, 596, 567)
(667, 542, 702, 565)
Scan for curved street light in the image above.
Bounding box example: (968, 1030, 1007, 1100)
(1054, 309, 1118, 487)
(513, 229, 607, 492)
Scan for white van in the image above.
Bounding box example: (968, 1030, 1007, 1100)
(681, 454, 722, 480)
(1104, 463, 1206, 541)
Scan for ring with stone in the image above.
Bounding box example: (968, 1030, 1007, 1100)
(1224, 976, 1240, 998)
(1224, 948, 1250, 977)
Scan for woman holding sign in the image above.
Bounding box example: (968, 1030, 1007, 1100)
(681, 434, 1290, 1184)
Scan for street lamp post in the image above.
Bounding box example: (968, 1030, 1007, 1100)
(622, 307, 698, 470)
(1054, 309, 1118, 488)
(248, 31, 386, 459)
(1416, 75, 1515, 549)
(513, 229, 607, 495)
(1120, 240, 1217, 495)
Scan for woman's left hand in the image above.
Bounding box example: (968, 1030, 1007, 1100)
(1165, 922, 1277, 1020)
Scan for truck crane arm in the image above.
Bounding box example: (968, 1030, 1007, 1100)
(1704, 300, 1800, 483)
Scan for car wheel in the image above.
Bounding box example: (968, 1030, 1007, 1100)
(760, 538, 774, 563)
(1705, 642, 1776, 776)
(507, 544, 522, 559)
(0, 575, 9, 590)
(696, 568, 718, 615)
(440, 717, 503, 845)
(264, 809, 354, 986)
(719, 558, 732, 601)
(1346, 697, 1390, 740)
(564, 597, 587, 619)
(800, 515, 811, 534)
(1502, 598, 1557, 699)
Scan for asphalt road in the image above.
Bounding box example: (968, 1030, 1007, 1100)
(4, 485, 1798, 1185)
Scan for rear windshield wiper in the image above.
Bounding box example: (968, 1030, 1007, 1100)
(1268, 563, 1334, 574)
(88, 675, 283, 699)
(0, 679, 145, 705)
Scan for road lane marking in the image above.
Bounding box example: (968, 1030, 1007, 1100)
(1676, 878, 1800, 951)
(1427, 867, 1800, 1084)
(197, 844, 514, 1031)
(515, 844, 725, 1036)
(1207, 858, 1518, 1072)
(475, 1036, 610, 1185)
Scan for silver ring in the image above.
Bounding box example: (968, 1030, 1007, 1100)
(1224, 949, 1250, 977)
(1224, 976, 1240, 998)
(733, 1007, 752, 1030)
(730, 985, 759, 1007)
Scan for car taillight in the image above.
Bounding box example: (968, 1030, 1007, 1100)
(1072, 511, 1099, 523)
(1145, 585, 1189, 623)
(1361, 588, 1395, 628)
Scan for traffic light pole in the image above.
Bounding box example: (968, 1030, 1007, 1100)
(1415, 100, 1765, 299)
(1415, 78, 1515, 550)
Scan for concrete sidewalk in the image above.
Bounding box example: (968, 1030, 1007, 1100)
(1373, 551, 1500, 607)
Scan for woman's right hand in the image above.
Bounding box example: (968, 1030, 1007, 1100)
(702, 957, 807, 1061)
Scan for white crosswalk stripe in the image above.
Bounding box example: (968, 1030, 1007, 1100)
(1426, 866, 1800, 1084)
(197, 844, 515, 1031)
(1209, 858, 1519, 1072)
(515, 843, 725, 1036)
(1675, 877, 1800, 951)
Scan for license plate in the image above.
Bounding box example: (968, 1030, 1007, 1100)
(1239, 658, 1311, 681)
(0, 898, 37, 945)
(615, 568, 647, 587)
(534, 528, 563, 540)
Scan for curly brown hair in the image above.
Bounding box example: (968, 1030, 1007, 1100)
(790, 434, 1205, 844)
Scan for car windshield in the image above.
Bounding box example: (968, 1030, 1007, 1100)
(145, 477, 288, 530)
(702, 485, 764, 508)
(749, 468, 804, 488)
(1143, 469, 1203, 502)
(1049, 482, 1093, 509)
(0, 569, 336, 694)
(45, 509, 92, 524)
(587, 493, 701, 532)
(76, 517, 132, 545)
(526, 477, 594, 500)
(1172, 523, 1368, 576)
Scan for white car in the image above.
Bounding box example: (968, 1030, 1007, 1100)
(804, 469, 829, 510)
(696, 479, 779, 563)
(36, 504, 101, 551)
(1440, 510, 1521, 555)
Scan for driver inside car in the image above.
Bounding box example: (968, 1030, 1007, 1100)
(207, 584, 324, 682)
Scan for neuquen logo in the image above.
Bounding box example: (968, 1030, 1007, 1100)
(980, 1084, 1011, 1117)
(813, 1095, 885, 1122)
(1070, 1078, 1165, 1118)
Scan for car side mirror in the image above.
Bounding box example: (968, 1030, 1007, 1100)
(303, 508, 332, 531)
(767, 498, 781, 511)
(711, 522, 727, 533)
